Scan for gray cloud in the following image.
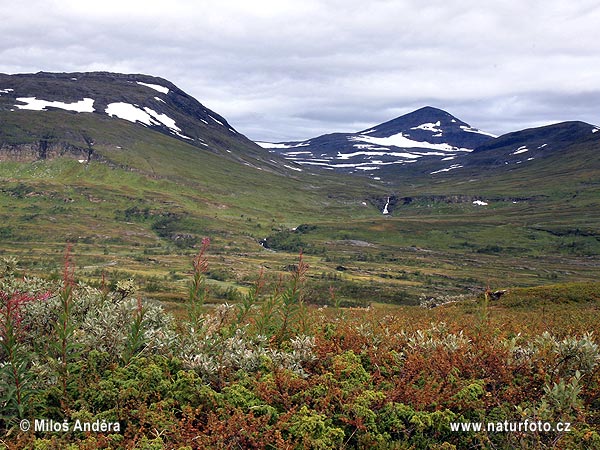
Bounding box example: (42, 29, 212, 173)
(1, 0, 599, 141)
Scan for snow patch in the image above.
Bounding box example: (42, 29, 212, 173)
(295, 161, 377, 169)
(154, 96, 166, 103)
(593, 128, 599, 133)
(512, 146, 529, 155)
(209, 115, 224, 126)
(257, 142, 290, 149)
(0, 88, 14, 94)
(136, 81, 169, 94)
(338, 150, 421, 160)
(459, 126, 497, 138)
(350, 133, 472, 153)
(283, 151, 313, 156)
(257, 141, 309, 149)
(105, 102, 192, 139)
(174, 131, 194, 140)
(411, 121, 443, 133)
(106, 102, 154, 125)
(472, 200, 488, 206)
(537, 143, 548, 149)
(284, 164, 303, 172)
(143, 107, 179, 130)
(14, 97, 95, 113)
(430, 164, 463, 174)
(352, 143, 387, 150)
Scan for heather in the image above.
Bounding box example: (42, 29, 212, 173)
(1, 247, 599, 450)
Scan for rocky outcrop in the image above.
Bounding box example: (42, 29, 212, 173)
(0, 141, 94, 162)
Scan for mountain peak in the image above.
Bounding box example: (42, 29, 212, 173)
(413, 105, 454, 115)
(360, 106, 472, 138)
(261, 106, 496, 174)
(0, 70, 236, 146)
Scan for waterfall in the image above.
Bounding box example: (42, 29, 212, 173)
(382, 197, 390, 215)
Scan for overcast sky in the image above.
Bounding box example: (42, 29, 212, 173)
(2, 0, 599, 141)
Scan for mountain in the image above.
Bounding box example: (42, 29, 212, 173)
(0, 71, 380, 262)
(390, 120, 600, 183)
(1, 71, 599, 305)
(0, 71, 299, 173)
(258, 107, 600, 187)
(463, 121, 599, 167)
(257, 106, 496, 175)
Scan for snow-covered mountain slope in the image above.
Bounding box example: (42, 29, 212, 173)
(374, 119, 600, 182)
(257, 106, 496, 175)
(0, 71, 297, 173)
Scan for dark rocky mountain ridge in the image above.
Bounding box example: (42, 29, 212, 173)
(259, 107, 599, 180)
(258, 106, 498, 175)
(0, 71, 297, 173)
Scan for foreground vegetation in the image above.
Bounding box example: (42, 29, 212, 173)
(1, 246, 599, 449)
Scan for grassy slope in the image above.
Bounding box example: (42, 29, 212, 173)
(278, 136, 600, 300)
(0, 111, 386, 302)
(1, 110, 599, 306)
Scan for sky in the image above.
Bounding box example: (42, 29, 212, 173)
(1, 0, 599, 142)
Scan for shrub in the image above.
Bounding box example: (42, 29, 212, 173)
(0, 248, 599, 449)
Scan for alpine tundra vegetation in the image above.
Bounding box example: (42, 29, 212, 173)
(1, 250, 599, 448)
(1, 71, 599, 449)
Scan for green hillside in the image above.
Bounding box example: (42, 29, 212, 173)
(1, 73, 599, 308)
(2, 118, 598, 307)
(0, 109, 385, 304)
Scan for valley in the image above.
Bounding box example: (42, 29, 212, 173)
(1, 72, 599, 309)
(1, 71, 600, 449)
(1, 155, 598, 309)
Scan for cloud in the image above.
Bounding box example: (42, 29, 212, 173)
(1, 0, 599, 140)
